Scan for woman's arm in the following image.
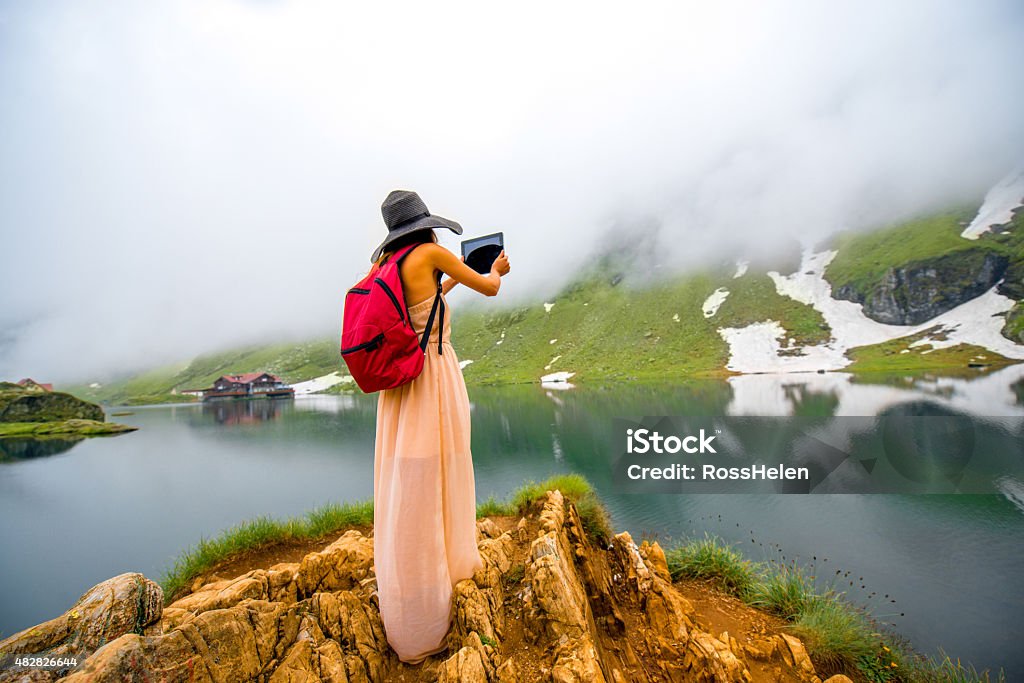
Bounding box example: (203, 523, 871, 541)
(440, 255, 465, 295)
(427, 244, 508, 297)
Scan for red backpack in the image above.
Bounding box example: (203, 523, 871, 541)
(340, 242, 445, 392)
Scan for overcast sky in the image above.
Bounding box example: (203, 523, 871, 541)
(2, 0, 1023, 383)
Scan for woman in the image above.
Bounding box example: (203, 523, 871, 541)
(369, 190, 510, 665)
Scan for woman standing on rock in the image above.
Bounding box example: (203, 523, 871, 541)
(368, 190, 510, 664)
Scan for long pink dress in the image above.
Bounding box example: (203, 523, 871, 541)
(373, 291, 484, 664)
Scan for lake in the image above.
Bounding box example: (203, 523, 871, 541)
(1, 367, 1023, 677)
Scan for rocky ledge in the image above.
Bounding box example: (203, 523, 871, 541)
(831, 250, 1008, 326)
(0, 384, 104, 424)
(0, 491, 851, 682)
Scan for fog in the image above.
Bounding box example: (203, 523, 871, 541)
(2, 0, 1023, 383)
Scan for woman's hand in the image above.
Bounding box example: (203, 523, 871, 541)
(490, 250, 510, 277)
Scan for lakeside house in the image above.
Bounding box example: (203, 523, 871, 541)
(199, 372, 295, 401)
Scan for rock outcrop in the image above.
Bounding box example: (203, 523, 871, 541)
(0, 491, 826, 682)
(0, 385, 104, 423)
(832, 250, 1008, 325)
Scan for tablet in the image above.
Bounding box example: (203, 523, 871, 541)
(461, 232, 504, 274)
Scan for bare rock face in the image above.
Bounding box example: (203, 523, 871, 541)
(0, 492, 826, 682)
(832, 250, 1008, 325)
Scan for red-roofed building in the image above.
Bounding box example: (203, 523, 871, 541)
(18, 378, 54, 392)
(201, 372, 294, 401)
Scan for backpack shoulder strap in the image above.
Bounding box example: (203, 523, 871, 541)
(392, 241, 426, 265)
(386, 242, 444, 355)
(418, 270, 445, 356)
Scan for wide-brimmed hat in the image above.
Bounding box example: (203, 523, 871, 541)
(370, 190, 463, 262)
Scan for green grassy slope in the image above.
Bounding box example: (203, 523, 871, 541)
(825, 204, 1024, 304)
(65, 263, 829, 401)
(67, 339, 340, 405)
(824, 208, 981, 294)
(454, 266, 828, 384)
(821, 202, 1024, 368)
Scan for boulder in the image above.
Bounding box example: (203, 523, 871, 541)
(0, 573, 163, 682)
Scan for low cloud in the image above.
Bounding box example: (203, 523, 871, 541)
(2, 0, 1022, 382)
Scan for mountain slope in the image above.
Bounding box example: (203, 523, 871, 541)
(68, 340, 340, 405)
(453, 263, 829, 384)
(62, 171, 1024, 402)
(824, 205, 1024, 327)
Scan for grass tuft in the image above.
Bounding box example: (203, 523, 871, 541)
(900, 648, 1007, 683)
(787, 599, 876, 673)
(476, 494, 516, 518)
(744, 563, 822, 620)
(510, 473, 613, 541)
(664, 534, 759, 596)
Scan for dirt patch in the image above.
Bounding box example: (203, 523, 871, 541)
(675, 578, 803, 683)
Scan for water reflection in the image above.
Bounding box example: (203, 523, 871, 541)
(0, 437, 82, 462)
(197, 398, 291, 426)
(724, 364, 1024, 417)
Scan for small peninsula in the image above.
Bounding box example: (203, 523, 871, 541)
(0, 381, 136, 440)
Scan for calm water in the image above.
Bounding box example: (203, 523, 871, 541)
(1, 369, 1023, 677)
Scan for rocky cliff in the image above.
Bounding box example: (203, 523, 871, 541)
(0, 490, 851, 683)
(832, 250, 1008, 326)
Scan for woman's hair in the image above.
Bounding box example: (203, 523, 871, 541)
(373, 229, 437, 269)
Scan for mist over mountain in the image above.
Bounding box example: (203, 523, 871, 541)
(2, 0, 1023, 383)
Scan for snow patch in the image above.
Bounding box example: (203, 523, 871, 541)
(544, 355, 561, 370)
(733, 260, 749, 279)
(459, 359, 474, 369)
(962, 166, 1024, 239)
(672, 313, 680, 322)
(702, 288, 729, 318)
(549, 338, 558, 344)
(544, 302, 555, 313)
(720, 247, 1024, 374)
(541, 370, 575, 384)
(291, 372, 351, 395)
(718, 321, 841, 373)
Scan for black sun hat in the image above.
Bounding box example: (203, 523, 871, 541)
(370, 190, 463, 262)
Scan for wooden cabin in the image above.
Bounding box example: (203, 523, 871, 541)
(201, 372, 294, 401)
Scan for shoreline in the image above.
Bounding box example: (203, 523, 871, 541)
(0, 419, 137, 440)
